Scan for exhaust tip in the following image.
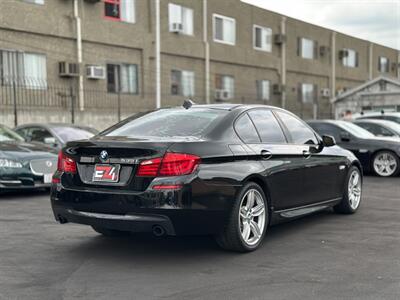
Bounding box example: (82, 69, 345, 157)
(152, 225, 166, 237)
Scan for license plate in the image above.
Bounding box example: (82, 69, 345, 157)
(44, 174, 53, 184)
(92, 164, 120, 183)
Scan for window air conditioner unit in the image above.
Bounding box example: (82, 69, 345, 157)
(274, 34, 286, 45)
(59, 62, 79, 77)
(272, 84, 284, 95)
(339, 49, 349, 59)
(86, 65, 106, 80)
(170, 23, 184, 33)
(321, 88, 331, 98)
(215, 89, 230, 101)
(319, 46, 330, 57)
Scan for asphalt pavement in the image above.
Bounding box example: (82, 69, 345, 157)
(0, 176, 399, 300)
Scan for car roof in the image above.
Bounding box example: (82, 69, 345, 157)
(181, 103, 285, 112)
(15, 123, 94, 129)
(354, 119, 396, 126)
(358, 112, 400, 117)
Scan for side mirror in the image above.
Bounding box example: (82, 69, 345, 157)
(340, 132, 351, 142)
(322, 135, 336, 147)
(44, 137, 57, 146)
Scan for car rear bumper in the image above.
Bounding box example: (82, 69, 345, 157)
(0, 179, 51, 191)
(50, 180, 238, 235)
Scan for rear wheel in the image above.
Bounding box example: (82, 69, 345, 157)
(91, 226, 130, 237)
(215, 182, 268, 252)
(334, 166, 362, 214)
(372, 151, 400, 177)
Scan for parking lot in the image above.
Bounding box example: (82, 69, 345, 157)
(0, 176, 399, 300)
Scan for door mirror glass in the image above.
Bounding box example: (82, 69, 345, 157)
(340, 131, 351, 142)
(322, 135, 336, 147)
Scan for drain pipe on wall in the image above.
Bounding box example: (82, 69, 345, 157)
(368, 43, 373, 80)
(203, 0, 210, 104)
(331, 31, 337, 119)
(73, 0, 84, 111)
(155, 0, 161, 109)
(280, 16, 287, 109)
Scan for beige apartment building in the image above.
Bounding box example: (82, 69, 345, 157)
(0, 0, 399, 128)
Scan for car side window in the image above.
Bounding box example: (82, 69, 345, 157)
(309, 123, 342, 142)
(15, 128, 29, 139)
(247, 110, 287, 144)
(276, 111, 318, 145)
(234, 113, 261, 143)
(29, 127, 53, 143)
(362, 124, 393, 137)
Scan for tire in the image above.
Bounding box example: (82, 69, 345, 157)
(91, 226, 130, 237)
(215, 182, 269, 252)
(334, 166, 362, 214)
(371, 151, 400, 177)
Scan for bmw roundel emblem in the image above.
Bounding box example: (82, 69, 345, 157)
(100, 150, 108, 161)
(46, 160, 53, 168)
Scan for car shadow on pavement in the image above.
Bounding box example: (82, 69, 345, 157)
(65, 209, 339, 262)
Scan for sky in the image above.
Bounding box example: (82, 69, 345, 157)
(242, 0, 400, 50)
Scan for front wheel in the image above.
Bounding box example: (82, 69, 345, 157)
(372, 151, 400, 177)
(215, 182, 268, 252)
(334, 166, 362, 214)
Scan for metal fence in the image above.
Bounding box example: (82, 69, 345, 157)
(0, 77, 143, 127)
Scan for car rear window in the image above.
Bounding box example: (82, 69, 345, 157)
(103, 108, 228, 138)
(53, 127, 96, 143)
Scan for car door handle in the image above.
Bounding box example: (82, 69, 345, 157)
(260, 150, 272, 160)
(303, 150, 312, 159)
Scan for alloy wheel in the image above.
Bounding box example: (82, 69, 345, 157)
(373, 152, 398, 177)
(238, 189, 266, 246)
(348, 170, 362, 210)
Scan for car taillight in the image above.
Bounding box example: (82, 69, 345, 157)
(57, 151, 77, 174)
(136, 157, 162, 177)
(137, 153, 200, 177)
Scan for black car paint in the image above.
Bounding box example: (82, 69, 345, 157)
(308, 120, 400, 174)
(0, 140, 57, 191)
(51, 105, 360, 236)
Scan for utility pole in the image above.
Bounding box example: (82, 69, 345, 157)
(280, 16, 287, 109)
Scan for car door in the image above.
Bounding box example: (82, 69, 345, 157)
(275, 112, 346, 205)
(240, 109, 306, 211)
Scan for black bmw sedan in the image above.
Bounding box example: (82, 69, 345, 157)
(308, 120, 400, 177)
(51, 104, 362, 252)
(0, 125, 57, 192)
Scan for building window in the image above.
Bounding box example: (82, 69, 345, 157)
(104, 0, 135, 23)
(107, 63, 138, 94)
(168, 3, 193, 35)
(213, 14, 236, 45)
(256, 80, 270, 101)
(300, 83, 315, 103)
(298, 38, 317, 59)
(253, 25, 272, 52)
(216, 75, 234, 98)
(23, 0, 44, 4)
(171, 70, 195, 97)
(0, 50, 47, 89)
(379, 56, 389, 73)
(342, 49, 358, 68)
